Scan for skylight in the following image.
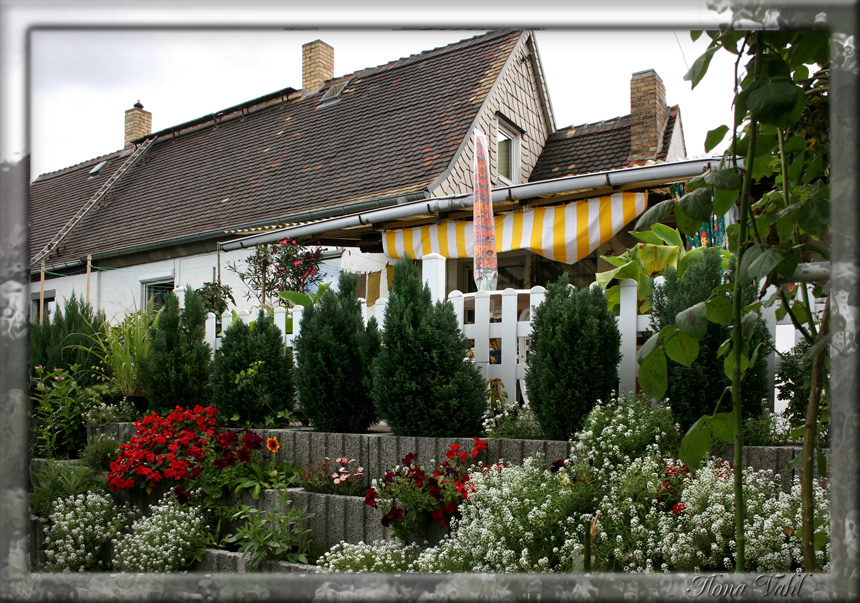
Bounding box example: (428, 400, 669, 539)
(318, 80, 349, 107)
(89, 161, 107, 175)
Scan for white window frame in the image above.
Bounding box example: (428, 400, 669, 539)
(496, 116, 522, 185)
(140, 273, 175, 310)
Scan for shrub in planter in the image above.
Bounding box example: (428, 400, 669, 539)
(650, 248, 768, 434)
(139, 287, 211, 414)
(524, 275, 620, 441)
(30, 293, 106, 388)
(372, 258, 486, 437)
(294, 271, 381, 432)
(211, 309, 294, 427)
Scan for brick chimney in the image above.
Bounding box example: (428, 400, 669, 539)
(124, 100, 152, 147)
(628, 70, 668, 165)
(302, 40, 334, 94)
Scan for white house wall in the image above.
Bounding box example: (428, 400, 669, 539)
(29, 247, 392, 323)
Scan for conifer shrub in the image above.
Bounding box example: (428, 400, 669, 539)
(650, 247, 768, 434)
(211, 309, 294, 426)
(139, 286, 212, 414)
(294, 272, 381, 432)
(30, 293, 106, 388)
(372, 258, 486, 437)
(524, 276, 620, 441)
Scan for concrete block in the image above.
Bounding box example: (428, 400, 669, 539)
(499, 438, 524, 465)
(326, 493, 347, 546)
(745, 446, 778, 475)
(364, 502, 385, 543)
(521, 439, 546, 464)
(416, 437, 437, 467)
(545, 441, 569, 465)
(366, 434, 384, 480)
(397, 436, 418, 465)
(380, 436, 400, 470)
(326, 433, 345, 461)
(484, 437, 503, 466)
(309, 432, 328, 467)
(344, 495, 366, 544)
(293, 431, 312, 469)
(304, 492, 328, 550)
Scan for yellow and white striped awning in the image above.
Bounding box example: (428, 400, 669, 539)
(383, 191, 647, 264)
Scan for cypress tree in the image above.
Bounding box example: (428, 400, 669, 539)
(294, 271, 381, 432)
(650, 247, 768, 434)
(372, 257, 486, 437)
(211, 309, 294, 426)
(525, 275, 621, 441)
(139, 286, 212, 414)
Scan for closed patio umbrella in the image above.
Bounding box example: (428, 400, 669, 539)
(472, 130, 497, 291)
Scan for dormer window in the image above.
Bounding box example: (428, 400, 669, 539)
(318, 80, 349, 108)
(496, 116, 521, 184)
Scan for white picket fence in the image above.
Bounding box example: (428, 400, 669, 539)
(203, 252, 819, 408)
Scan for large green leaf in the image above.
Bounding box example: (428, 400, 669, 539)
(684, 45, 719, 88)
(723, 348, 749, 380)
(679, 417, 711, 471)
(747, 81, 803, 126)
(713, 188, 740, 216)
(664, 328, 700, 367)
(629, 230, 663, 245)
(650, 223, 684, 248)
(742, 311, 761, 339)
(638, 244, 680, 276)
(797, 194, 830, 239)
(704, 125, 729, 153)
(679, 188, 714, 222)
(634, 198, 675, 230)
(709, 412, 735, 443)
(706, 295, 733, 325)
(595, 260, 640, 288)
(278, 290, 312, 308)
(674, 200, 705, 237)
(638, 347, 667, 400)
(747, 248, 783, 281)
(637, 331, 662, 364)
(676, 301, 709, 340)
(704, 169, 742, 190)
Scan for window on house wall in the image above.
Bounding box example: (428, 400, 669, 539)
(141, 279, 174, 310)
(30, 290, 56, 324)
(496, 117, 521, 184)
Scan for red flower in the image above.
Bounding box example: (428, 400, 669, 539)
(446, 444, 461, 459)
(431, 509, 447, 527)
(402, 452, 418, 466)
(365, 488, 378, 508)
(673, 502, 685, 514)
(471, 437, 487, 456)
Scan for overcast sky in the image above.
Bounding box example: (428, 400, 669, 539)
(14, 16, 740, 181)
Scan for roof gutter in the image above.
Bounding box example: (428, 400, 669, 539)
(221, 157, 733, 252)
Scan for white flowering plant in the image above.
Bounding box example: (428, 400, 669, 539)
(112, 488, 209, 572)
(317, 540, 421, 573)
(43, 491, 135, 572)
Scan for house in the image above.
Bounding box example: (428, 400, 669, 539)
(29, 29, 702, 323)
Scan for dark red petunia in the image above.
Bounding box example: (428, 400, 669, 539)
(364, 488, 378, 508)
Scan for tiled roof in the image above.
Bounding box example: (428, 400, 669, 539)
(30, 30, 523, 267)
(529, 104, 680, 182)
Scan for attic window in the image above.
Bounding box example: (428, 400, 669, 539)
(89, 161, 107, 176)
(318, 80, 349, 108)
(496, 116, 522, 184)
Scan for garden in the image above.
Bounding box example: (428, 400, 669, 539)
(27, 27, 833, 577)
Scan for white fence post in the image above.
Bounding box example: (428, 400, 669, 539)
(205, 312, 217, 359)
(473, 290, 491, 380)
(618, 278, 639, 396)
(499, 288, 519, 397)
(422, 253, 447, 304)
(762, 284, 778, 413)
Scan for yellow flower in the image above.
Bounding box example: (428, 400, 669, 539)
(266, 437, 279, 453)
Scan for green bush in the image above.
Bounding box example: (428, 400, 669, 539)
(30, 293, 106, 388)
(294, 272, 380, 432)
(524, 276, 621, 441)
(211, 310, 294, 427)
(372, 258, 486, 437)
(650, 248, 768, 434)
(776, 338, 828, 444)
(139, 287, 212, 414)
(80, 433, 120, 472)
(29, 459, 106, 519)
(30, 365, 91, 459)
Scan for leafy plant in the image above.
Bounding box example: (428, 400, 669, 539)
(233, 437, 301, 500)
(301, 457, 367, 496)
(29, 459, 106, 519)
(482, 379, 544, 440)
(211, 310, 294, 427)
(776, 338, 828, 444)
(30, 365, 90, 459)
(139, 287, 212, 414)
(524, 275, 621, 441)
(365, 438, 487, 541)
(227, 238, 326, 307)
(294, 271, 381, 433)
(30, 293, 107, 388)
(649, 247, 769, 434)
(79, 433, 121, 472)
(224, 489, 313, 570)
(82, 388, 140, 427)
(634, 26, 833, 571)
(372, 257, 487, 437)
(195, 280, 236, 333)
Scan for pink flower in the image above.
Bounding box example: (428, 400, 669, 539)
(331, 473, 339, 479)
(357, 467, 364, 473)
(333, 478, 341, 484)
(294, 260, 302, 266)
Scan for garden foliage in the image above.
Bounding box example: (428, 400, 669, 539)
(211, 309, 294, 427)
(30, 294, 106, 388)
(650, 248, 768, 433)
(139, 287, 211, 414)
(372, 258, 486, 437)
(524, 275, 621, 440)
(294, 271, 381, 432)
(30, 365, 92, 459)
